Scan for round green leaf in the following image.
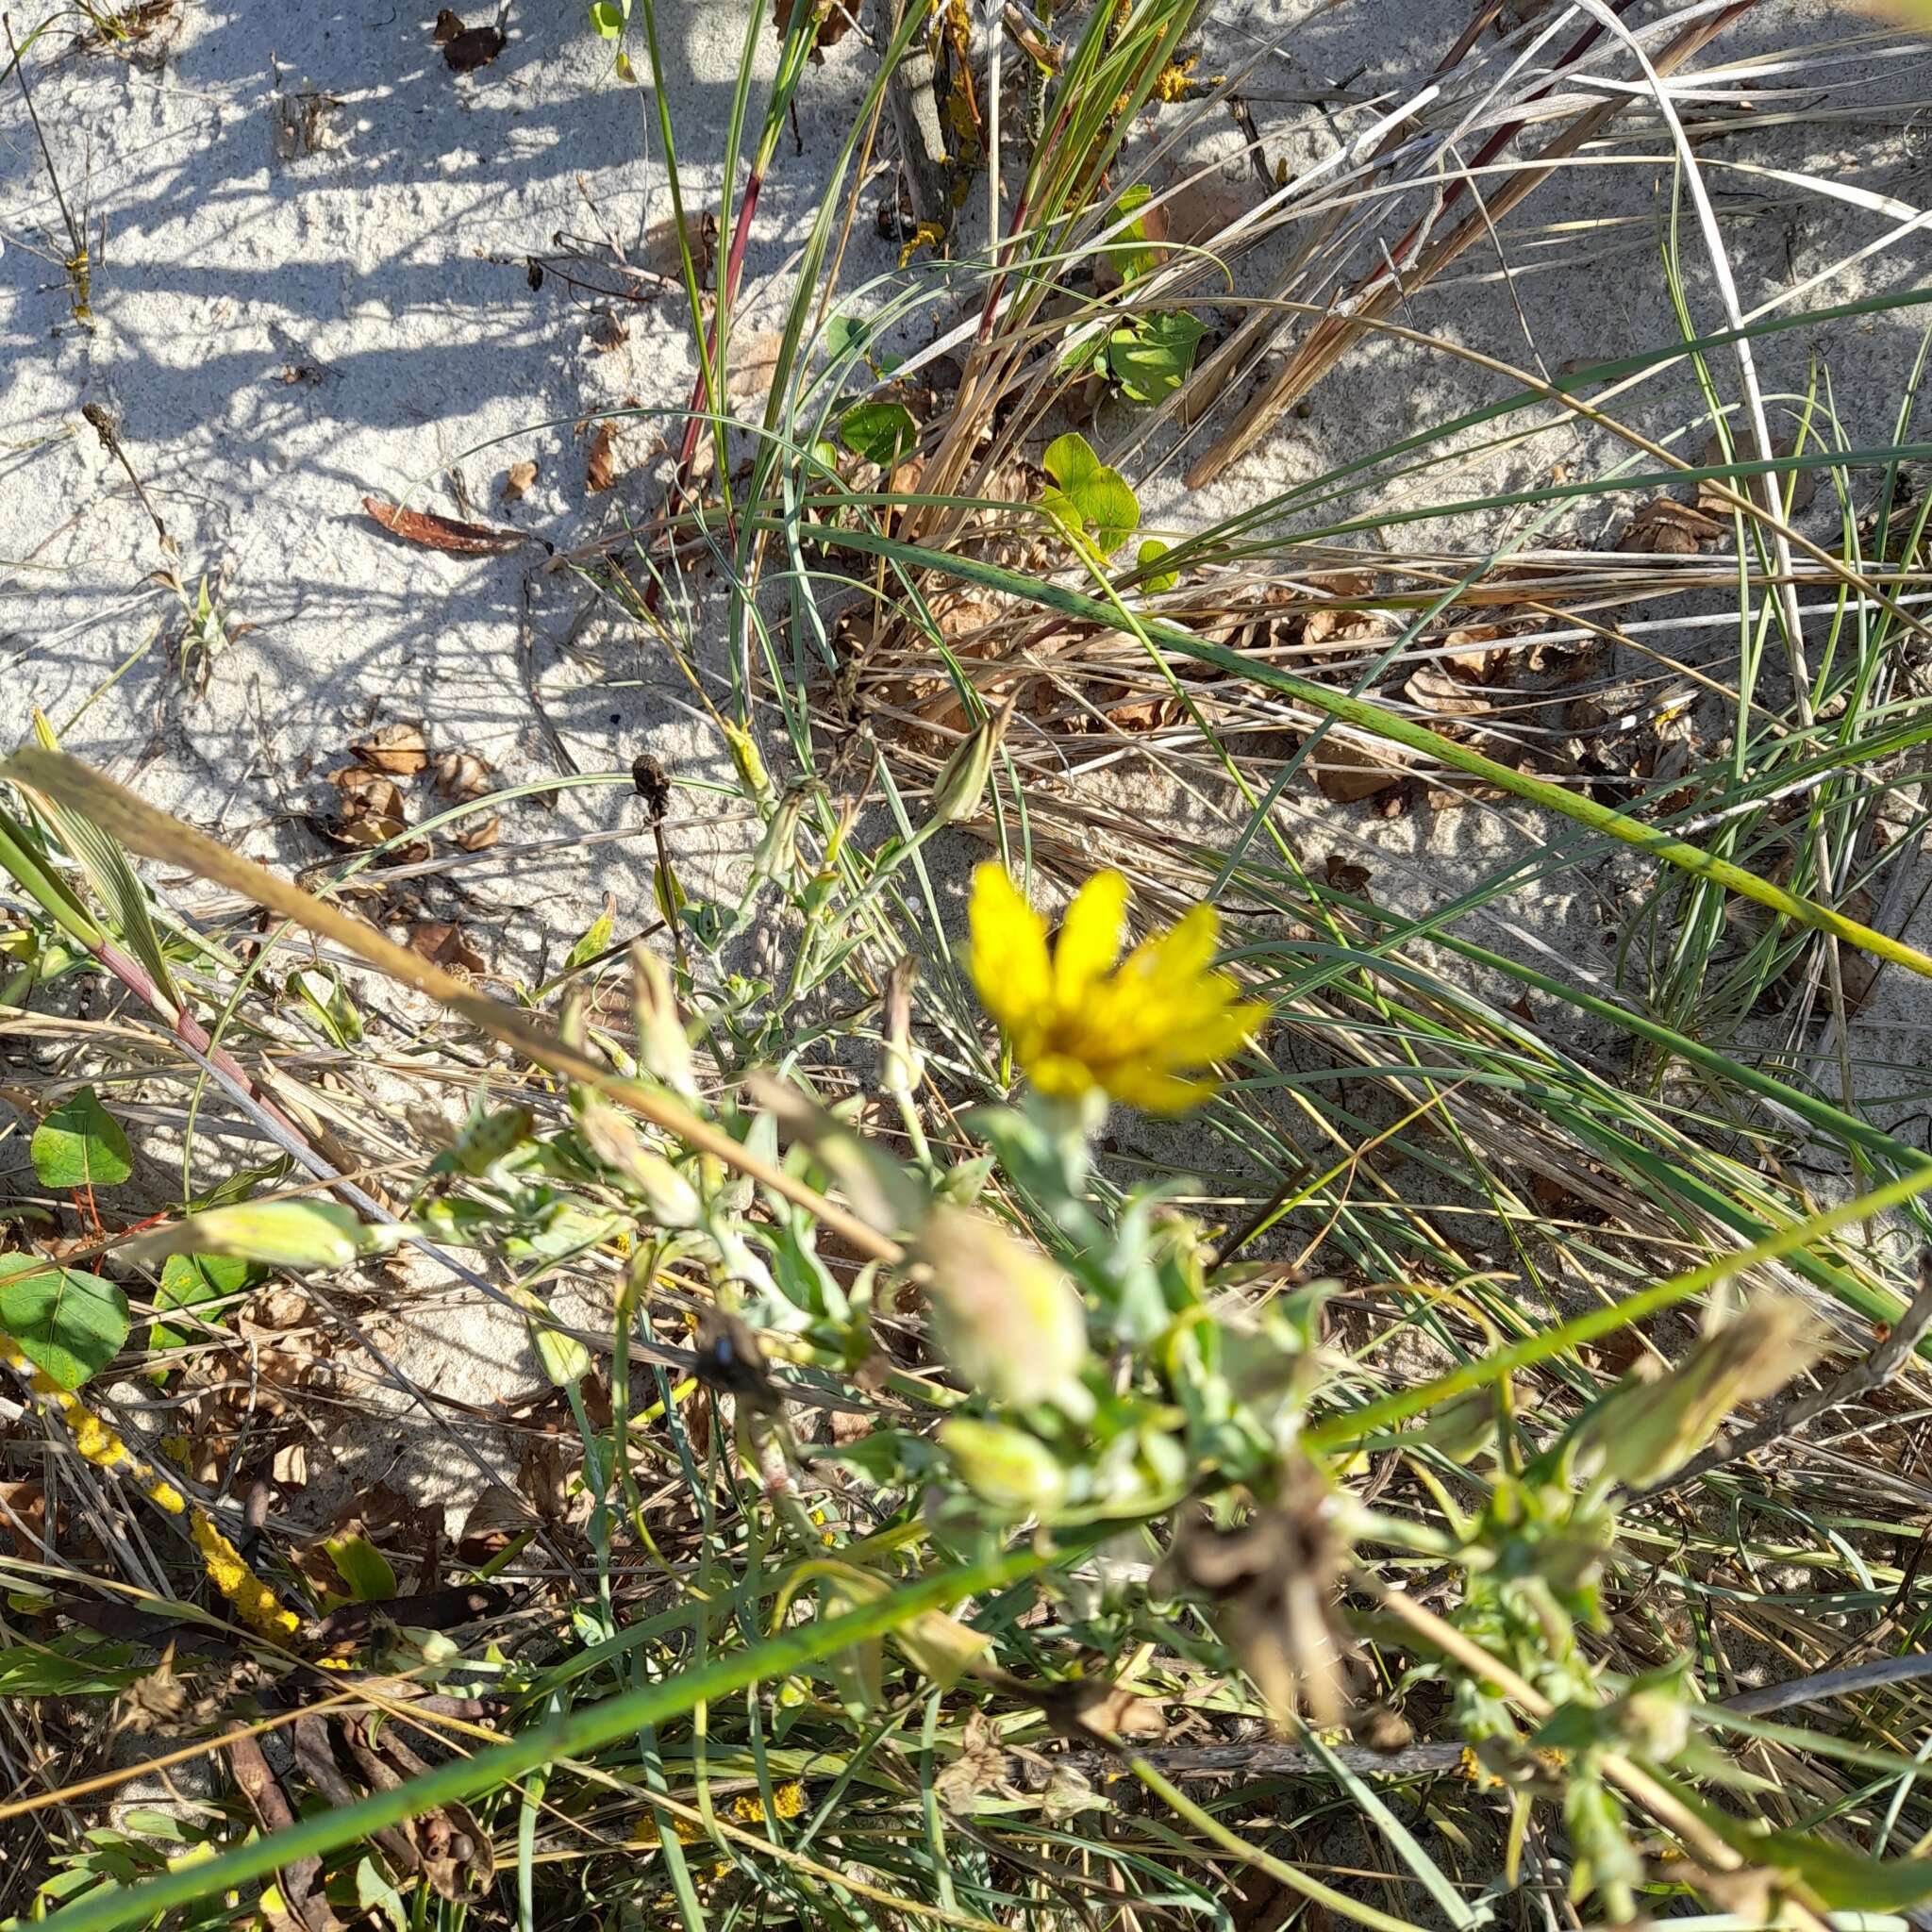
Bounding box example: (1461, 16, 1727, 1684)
(0, 1255, 129, 1391)
(838, 400, 919, 468)
(30, 1086, 133, 1191)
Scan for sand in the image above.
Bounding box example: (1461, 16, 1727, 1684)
(6, 0, 1931, 1519)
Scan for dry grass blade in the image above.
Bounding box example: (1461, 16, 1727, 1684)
(0, 746, 899, 1265)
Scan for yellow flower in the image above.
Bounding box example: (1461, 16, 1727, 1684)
(967, 863, 1263, 1113)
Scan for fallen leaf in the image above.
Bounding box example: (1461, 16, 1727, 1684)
(363, 496, 526, 555)
(1323, 853, 1373, 893)
(435, 751, 493, 800)
(585, 422, 622, 493)
(584, 308, 629, 355)
(1312, 735, 1404, 804)
(641, 209, 718, 283)
(408, 922, 486, 976)
(1615, 497, 1720, 556)
(326, 766, 401, 808)
(453, 813, 501, 852)
(435, 10, 507, 71)
(352, 724, 429, 777)
(725, 328, 786, 405)
(1404, 662, 1490, 720)
(456, 1487, 537, 1565)
(498, 459, 538, 503)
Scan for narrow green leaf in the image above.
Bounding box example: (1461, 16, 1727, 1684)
(0, 1255, 129, 1391)
(564, 905, 617, 973)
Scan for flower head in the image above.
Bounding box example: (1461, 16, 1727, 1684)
(967, 863, 1264, 1113)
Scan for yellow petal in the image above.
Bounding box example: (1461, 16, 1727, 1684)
(968, 864, 1051, 1037)
(1149, 996, 1267, 1068)
(1119, 901, 1219, 991)
(1053, 870, 1129, 1008)
(1105, 1065, 1218, 1114)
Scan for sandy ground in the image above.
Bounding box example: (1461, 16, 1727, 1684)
(6, 0, 1932, 1519)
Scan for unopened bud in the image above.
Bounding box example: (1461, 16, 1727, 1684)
(577, 1102, 703, 1226)
(1576, 1295, 1819, 1490)
(917, 1205, 1091, 1413)
(882, 954, 923, 1095)
(928, 694, 1013, 827)
(940, 1416, 1068, 1513)
(125, 1199, 396, 1272)
(721, 719, 775, 807)
(629, 944, 699, 1102)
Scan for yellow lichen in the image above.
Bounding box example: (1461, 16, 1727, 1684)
(0, 1339, 300, 1643)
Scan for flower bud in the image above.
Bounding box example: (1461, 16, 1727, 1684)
(928, 694, 1013, 828)
(125, 1199, 396, 1272)
(629, 943, 699, 1102)
(1575, 1294, 1818, 1490)
(916, 1205, 1091, 1413)
(576, 1102, 703, 1226)
(721, 719, 775, 807)
(882, 954, 924, 1096)
(940, 1416, 1069, 1513)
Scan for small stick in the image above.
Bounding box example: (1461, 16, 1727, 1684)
(81, 404, 175, 555)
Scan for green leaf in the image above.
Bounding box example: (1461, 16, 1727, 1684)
(821, 314, 870, 365)
(1042, 431, 1102, 492)
(1108, 310, 1206, 404)
(838, 400, 919, 468)
(31, 1087, 133, 1191)
(564, 905, 616, 973)
(150, 1253, 258, 1353)
(1041, 432, 1141, 553)
(1137, 538, 1177, 593)
(326, 1534, 398, 1604)
(0, 1255, 128, 1391)
(1104, 183, 1160, 283)
(589, 0, 625, 36)
(290, 968, 362, 1049)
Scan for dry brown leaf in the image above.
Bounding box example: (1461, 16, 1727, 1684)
(408, 922, 486, 977)
(434, 751, 493, 800)
(1440, 626, 1505, 680)
(352, 724, 429, 777)
(453, 814, 501, 852)
(436, 10, 506, 71)
(1404, 663, 1490, 720)
(584, 308, 630, 355)
(1312, 736, 1404, 804)
(498, 459, 538, 503)
(455, 1487, 536, 1565)
(327, 767, 408, 818)
(725, 328, 786, 405)
(641, 209, 719, 284)
(1615, 497, 1720, 556)
(1323, 853, 1372, 893)
(585, 422, 622, 494)
(363, 496, 525, 555)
